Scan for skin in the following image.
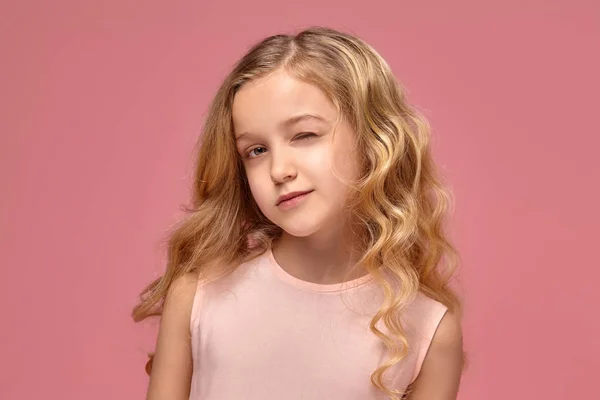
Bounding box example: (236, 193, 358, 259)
(146, 68, 464, 400)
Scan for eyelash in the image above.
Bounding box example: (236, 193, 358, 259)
(245, 133, 317, 159)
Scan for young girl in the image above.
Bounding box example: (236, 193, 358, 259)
(133, 26, 464, 400)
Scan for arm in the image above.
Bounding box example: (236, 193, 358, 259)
(146, 272, 198, 400)
(407, 310, 464, 400)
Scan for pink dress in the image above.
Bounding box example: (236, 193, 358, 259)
(189, 248, 448, 399)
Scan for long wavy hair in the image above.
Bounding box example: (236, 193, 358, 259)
(132, 26, 462, 399)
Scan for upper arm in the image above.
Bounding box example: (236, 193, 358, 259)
(407, 310, 465, 400)
(146, 272, 199, 400)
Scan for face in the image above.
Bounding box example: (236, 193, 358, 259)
(232, 69, 359, 238)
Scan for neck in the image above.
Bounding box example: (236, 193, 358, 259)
(271, 222, 366, 285)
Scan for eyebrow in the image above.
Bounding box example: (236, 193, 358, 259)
(235, 113, 328, 141)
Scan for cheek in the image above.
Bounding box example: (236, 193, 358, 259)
(245, 168, 270, 205)
(335, 153, 359, 182)
(303, 145, 332, 174)
(314, 150, 354, 189)
(302, 142, 355, 191)
(332, 137, 359, 182)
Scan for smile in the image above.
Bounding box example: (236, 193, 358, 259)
(276, 190, 313, 209)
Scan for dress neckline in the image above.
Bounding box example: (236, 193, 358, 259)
(266, 247, 374, 293)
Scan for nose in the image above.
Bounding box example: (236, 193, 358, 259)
(270, 149, 297, 184)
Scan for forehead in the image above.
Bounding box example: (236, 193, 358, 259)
(232, 70, 337, 136)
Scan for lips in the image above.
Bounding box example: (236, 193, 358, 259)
(276, 190, 313, 206)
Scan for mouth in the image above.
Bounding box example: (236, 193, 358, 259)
(276, 190, 314, 206)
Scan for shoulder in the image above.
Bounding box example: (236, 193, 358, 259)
(165, 272, 199, 304)
(407, 305, 464, 399)
(403, 292, 449, 341)
(162, 271, 200, 325)
(167, 271, 199, 295)
(427, 309, 463, 367)
(432, 309, 463, 348)
(413, 292, 463, 358)
(414, 292, 462, 345)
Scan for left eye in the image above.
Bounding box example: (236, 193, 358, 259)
(295, 133, 317, 140)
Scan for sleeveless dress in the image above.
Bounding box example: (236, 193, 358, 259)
(188, 248, 448, 399)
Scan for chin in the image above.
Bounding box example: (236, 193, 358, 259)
(279, 224, 319, 238)
(272, 217, 323, 238)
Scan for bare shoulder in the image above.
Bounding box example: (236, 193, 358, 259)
(165, 271, 199, 303)
(432, 309, 463, 349)
(408, 310, 464, 400)
(161, 271, 199, 325)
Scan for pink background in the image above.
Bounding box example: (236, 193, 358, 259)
(1, 1, 598, 399)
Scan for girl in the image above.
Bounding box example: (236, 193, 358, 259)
(133, 26, 464, 400)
